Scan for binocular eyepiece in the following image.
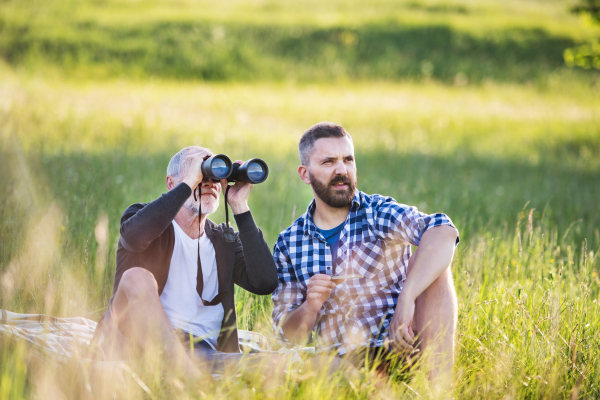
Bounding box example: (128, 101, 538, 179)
(201, 154, 269, 184)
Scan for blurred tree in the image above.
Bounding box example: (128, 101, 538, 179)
(572, 0, 600, 21)
(564, 0, 600, 69)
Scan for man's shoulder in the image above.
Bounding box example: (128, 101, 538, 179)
(276, 214, 307, 243)
(357, 191, 403, 210)
(120, 202, 147, 221)
(358, 191, 388, 204)
(123, 202, 147, 212)
(356, 191, 419, 226)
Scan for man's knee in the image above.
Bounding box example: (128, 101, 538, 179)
(118, 267, 159, 300)
(429, 267, 456, 295)
(415, 267, 457, 325)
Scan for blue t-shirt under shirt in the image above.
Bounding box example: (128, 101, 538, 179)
(319, 221, 345, 272)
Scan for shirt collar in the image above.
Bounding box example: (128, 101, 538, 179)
(302, 190, 362, 237)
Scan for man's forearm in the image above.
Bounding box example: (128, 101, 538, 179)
(401, 225, 458, 302)
(281, 302, 319, 344)
(120, 183, 191, 252)
(232, 211, 278, 295)
(229, 202, 250, 214)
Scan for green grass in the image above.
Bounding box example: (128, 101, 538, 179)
(1, 69, 599, 398)
(1, 0, 600, 398)
(1, 0, 600, 83)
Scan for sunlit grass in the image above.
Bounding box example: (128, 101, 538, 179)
(2, 0, 599, 83)
(0, 67, 599, 398)
(1, 67, 598, 161)
(1, 0, 600, 396)
(5, 0, 598, 39)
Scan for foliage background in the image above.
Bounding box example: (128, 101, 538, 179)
(0, 0, 599, 399)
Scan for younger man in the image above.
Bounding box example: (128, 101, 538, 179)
(271, 123, 459, 383)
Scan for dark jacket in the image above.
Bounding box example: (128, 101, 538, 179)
(96, 182, 278, 353)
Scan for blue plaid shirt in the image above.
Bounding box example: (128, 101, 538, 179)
(271, 190, 458, 355)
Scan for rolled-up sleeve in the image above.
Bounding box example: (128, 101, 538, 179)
(271, 237, 306, 340)
(373, 197, 459, 247)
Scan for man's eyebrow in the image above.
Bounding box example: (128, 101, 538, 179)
(319, 154, 354, 163)
(319, 156, 338, 163)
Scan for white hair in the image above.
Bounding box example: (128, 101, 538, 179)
(166, 146, 210, 179)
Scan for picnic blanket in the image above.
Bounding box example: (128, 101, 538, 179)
(0, 309, 99, 362)
(0, 309, 317, 398)
(0, 309, 291, 359)
(0, 309, 306, 370)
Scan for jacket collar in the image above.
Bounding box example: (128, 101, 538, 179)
(204, 218, 234, 298)
(302, 189, 362, 238)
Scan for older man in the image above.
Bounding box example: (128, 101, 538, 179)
(92, 146, 278, 382)
(272, 122, 459, 383)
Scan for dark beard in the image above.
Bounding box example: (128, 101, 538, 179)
(310, 173, 356, 208)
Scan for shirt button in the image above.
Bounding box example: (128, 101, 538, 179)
(327, 267, 331, 270)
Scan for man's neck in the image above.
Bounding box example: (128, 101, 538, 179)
(311, 195, 351, 231)
(174, 207, 208, 239)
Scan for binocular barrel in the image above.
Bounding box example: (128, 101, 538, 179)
(201, 154, 233, 181)
(201, 154, 269, 184)
(229, 158, 269, 184)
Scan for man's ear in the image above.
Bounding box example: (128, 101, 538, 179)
(166, 176, 176, 191)
(298, 165, 311, 185)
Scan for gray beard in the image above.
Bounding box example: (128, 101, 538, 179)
(183, 195, 219, 215)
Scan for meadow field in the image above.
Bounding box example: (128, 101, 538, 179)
(1, 0, 600, 398)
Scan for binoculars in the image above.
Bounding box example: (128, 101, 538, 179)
(201, 154, 269, 184)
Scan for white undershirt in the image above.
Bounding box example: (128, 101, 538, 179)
(160, 221, 224, 349)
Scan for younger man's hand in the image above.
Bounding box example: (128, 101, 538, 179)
(389, 294, 416, 353)
(305, 274, 336, 314)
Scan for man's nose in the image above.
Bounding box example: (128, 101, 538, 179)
(333, 160, 348, 175)
(201, 178, 216, 188)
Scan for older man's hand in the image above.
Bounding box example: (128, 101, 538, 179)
(179, 149, 212, 190)
(220, 160, 252, 214)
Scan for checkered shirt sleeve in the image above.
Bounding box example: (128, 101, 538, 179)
(271, 236, 305, 338)
(371, 195, 459, 246)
